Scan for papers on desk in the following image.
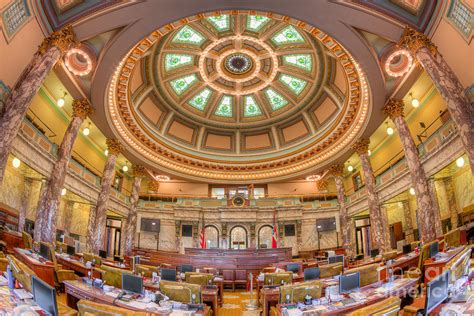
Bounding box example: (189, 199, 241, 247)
(0, 275, 8, 286)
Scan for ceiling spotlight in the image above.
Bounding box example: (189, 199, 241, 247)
(122, 162, 129, 172)
(12, 157, 21, 169)
(61, 188, 67, 196)
(410, 93, 420, 108)
(368, 149, 371, 156)
(409, 187, 415, 195)
(347, 165, 354, 172)
(83, 122, 91, 136)
(456, 157, 465, 168)
(104, 149, 109, 156)
(57, 92, 67, 107)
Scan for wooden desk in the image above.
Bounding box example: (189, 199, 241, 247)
(13, 247, 55, 287)
(56, 254, 101, 278)
(0, 230, 23, 253)
(256, 273, 305, 299)
(101, 260, 131, 270)
(0, 285, 48, 313)
(404, 289, 474, 315)
(64, 279, 206, 315)
(378, 253, 420, 280)
(423, 246, 465, 283)
(273, 278, 418, 315)
(348, 257, 382, 269)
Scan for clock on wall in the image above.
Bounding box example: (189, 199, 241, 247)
(231, 195, 246, 207)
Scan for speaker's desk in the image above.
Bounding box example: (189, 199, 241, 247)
(13, 247, 55, 287)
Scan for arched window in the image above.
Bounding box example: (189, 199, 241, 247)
(229, 225, 248, 249)
(204, 225, 219, 248)
(258, 225, 273, 249)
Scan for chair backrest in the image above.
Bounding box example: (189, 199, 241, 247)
(136, 264, 157, 278)
(40, 242, 58, 269)
(100, 265, 133, 288)
(235, 269, 247, 281)
(22, 231, 33, 249)
(343, 263, 379, 287)
(160, 280, 202, 303)
(184, 272, 213, 285)
(304, 267, 320, 281)
(446, 246, 471, 282)
(263, 272, 293, 285)
(444, 228, 461, 248)
(345, 296, 401, 315)
(161, 268, 177, 281)
(222, 270, 235, 281)
(382, 250, 398, 261)
(7, 255, 36, 291)
(319, 262, 343, 279)
(83, 252, 94, 263)
(279, 280, 323, 303)
(77, 299, 148, 316)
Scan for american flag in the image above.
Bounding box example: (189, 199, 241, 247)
(272, 209, 278, 248)
(200, 213, 206, 249)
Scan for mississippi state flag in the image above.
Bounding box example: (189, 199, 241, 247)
(272, 209, 278, 248)
(200, 226, 206, 249)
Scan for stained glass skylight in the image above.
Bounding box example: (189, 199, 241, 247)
(247, 15, 270, 31)
(206, 15, 230, 31)
(172, 25, 205, 45)
(170, 74, 197, 95)
(264, 88, 289, 110)
(188, 88, 212, 110)
(279, 74, 307, 95)
(165, 54, 194, 71)
(283, 54, 312, 71)
(271, 25, 305, 45)
(243, 95, 262, 117)
(215, 95, 233, 117)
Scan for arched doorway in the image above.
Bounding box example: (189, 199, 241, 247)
(258, 225, 273, 249)
(204, 225, 219, 248)
(229, 226, 248, 249)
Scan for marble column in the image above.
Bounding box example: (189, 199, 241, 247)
(124, 165, 146, 256)
(120, 217, 127, 256)
(86, 206, 96, 252)
(175, 220, 181, 252)
(90, 139, 122, 254)
(384, 99, 438, 243)
(38, 99, 93, 243)
(62, 200, 75, 237)
(329, 164, 354, 257)
(380, 206, 392, 249)
(399, 27, 474, 172)
(401, 201, 415, 243)
(351, 139, 390, 252)
(296, 220, 302, 253)
(428, 179, 443, 236)
(0, 26, 76, 182)
(18, 178, 33, 232)
(33, 179, 48, 242)
(443, 178, 459, 229)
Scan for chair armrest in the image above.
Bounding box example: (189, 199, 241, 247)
(403, 305, 422, 314)
(56, 269, 78, 282)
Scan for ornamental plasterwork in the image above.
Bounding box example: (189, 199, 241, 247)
(106, 11, 370, 182)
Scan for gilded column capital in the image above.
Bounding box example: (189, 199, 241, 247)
(398, 26, 437, 55)
(38, 25, 77, 55)
(106, 139, 122, 156)
(317, 179, 328, 191)
(351, 138, 370, 155)
(383, 99, 405, 120)
(133, 165, 147, 177)
(72, 99, 93, 119)
(148, 180, 160, 192)
(329, 164, 344, 178)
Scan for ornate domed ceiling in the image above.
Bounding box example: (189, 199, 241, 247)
(107, 11, 370, 183)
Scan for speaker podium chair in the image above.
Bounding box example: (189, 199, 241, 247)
(222, 270, 235, 291)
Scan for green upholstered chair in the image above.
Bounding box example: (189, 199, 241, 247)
(319, 262, 343, 279)
(95, 264, 133, 288)
(77, 299, 149, 316)
(160, 280, 202, 303)
(22, 231, 33, 250)
(263, 272, 293, 285)
(135, 264, 158, 278)
(347, 296, 400, 315)
(279, 280, 323, 302)
(7, 254, 35, 291)
(40, 241, 78, 287)
(184, 272, 213, 286)
(343, 263, 379, 287)
(0, 251, 7, 272)
(444, 228, 461, 248)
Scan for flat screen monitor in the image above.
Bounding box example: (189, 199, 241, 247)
(287, 263, 299, 273)
(370, 249, 380, 257)
(328, 255, 344, 265)
(425, 270, 449, 315)
(181, 264, 193, 273)
(429, 242, 439, 258)
(161, 268, 177, 281)
(122, 273, 143, 294)
(316, 218, 336, 232)
(66, 245, 75, 256)
(403, 244, 412, 254)
(99, 250, 107, 259)
(39, 243, 50, 261)
(339, 272, 360, 294)
(304, 267, 320, 281)
(32, 275, 58, 316)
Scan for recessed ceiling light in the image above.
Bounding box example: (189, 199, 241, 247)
(104, 149, 109, 156)
(122, 165, 129, 172)
(61, 188, 67, 196)
(12, 157, 21, 169)
(347, 165, 354, 172)
(57, 92, 67, 107)
(456, 157, 465, 168)
(409, 187, 415, 195)
(386, 127, 394, 135)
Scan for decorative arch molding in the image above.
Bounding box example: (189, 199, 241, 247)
(229, 224, 248, 249)
(257, 224, 274, 249)
(204, 224, 220, 249)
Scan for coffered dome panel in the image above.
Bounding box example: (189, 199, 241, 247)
(107, 11, 370, 182)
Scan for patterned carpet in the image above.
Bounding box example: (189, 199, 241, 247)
(217, 290, 260, 316)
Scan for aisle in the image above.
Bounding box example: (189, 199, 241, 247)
(218, 290, 260, 316)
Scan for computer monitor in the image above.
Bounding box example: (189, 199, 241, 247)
(32, 275, 58, 316)
(304, 267, 320, 281)
(161, 268, 177, 281)
(287, 263, 300, 273)
(425, 270, 449, 315)
(339, 272, 360, 294)
(429, 242, 439, 258)
(66, 245, 75, 256)
(99, 250, 107, 259)
(403, 244, 412, 254)
(181, 264, 193, 273)
(122, 273, 143, 294)
(370, 249, 380, 257)
(328, 255, 344, 265)
(39, 243, 50, 261)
